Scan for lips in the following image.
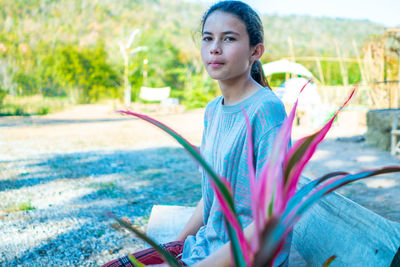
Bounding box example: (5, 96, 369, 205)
(209, 61, 224, 68)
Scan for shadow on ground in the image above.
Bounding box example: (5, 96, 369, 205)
(0, 147, 200, 194)
(0, 117, 134, 128)
(0, 146, 202, 265)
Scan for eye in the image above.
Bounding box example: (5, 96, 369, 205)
(202, 36, 212, 42)
(224, 36, 236, 42)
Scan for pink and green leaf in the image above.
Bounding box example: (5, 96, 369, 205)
(256, 79, 311, 220)
(242, 110, 260, 251)
(283, 171, 349, 216)
(284, 166, 400, 226)
(283, 89, 355, 203)
(256, 167, 400, 267)
(115, 84, 400, 267)
(117, 110, 234, 211)
(117, 110, 248, 267)
(210, 178, 252, 266)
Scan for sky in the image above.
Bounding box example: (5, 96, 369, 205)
(190, 0, 400, 28)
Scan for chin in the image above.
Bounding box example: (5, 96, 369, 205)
(206, 70, 224, 81)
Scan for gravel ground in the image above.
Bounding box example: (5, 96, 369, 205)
(0, 104, 203, 266)
(0, 103, 399, 266)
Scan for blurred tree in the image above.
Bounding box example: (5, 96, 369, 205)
(0, 0, 386, 109)
(118, 29, 147, 106)
(51, 42, 120, 103)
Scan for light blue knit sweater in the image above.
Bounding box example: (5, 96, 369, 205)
(182, 88, 291, 266)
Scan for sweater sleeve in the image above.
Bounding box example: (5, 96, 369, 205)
(254, 124, 282, 180)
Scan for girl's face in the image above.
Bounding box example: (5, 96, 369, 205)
(201, 11, 256, 82)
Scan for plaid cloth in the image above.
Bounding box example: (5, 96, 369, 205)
(102, 241, 186, 267)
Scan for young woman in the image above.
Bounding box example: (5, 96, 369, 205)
(103, 1, 290, 266)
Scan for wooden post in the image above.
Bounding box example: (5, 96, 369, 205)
(314, 58, 324, 84)
(352, 40, 373, 106)
(388, 70, 391, 109)
(312, 38, 325, 84)
(334, 39, 349, 88)
(381, 38, 385, 83)
(397, 43, 400, 108)
(352, 39, 367, 84)
(123, 55, 131, 106)
(288, 36, 296, 62)
(364, 45, 376, 106)
(287, 36, 296, 82)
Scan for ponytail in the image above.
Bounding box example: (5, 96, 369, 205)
(251, 60, 270, 89)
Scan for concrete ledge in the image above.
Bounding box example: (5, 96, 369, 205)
(146, 176, 400, 266)
(147, 205, 195, 245)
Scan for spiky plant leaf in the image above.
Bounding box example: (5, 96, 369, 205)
(390, 246, 400, 267)
(106, 212, 180, 267)
(117, 110, 249, 266)
(283, 89, 355, 204)
(128, 254, 147, 267)
(285, 167, 400, 226)
(322, 255, 337, 267)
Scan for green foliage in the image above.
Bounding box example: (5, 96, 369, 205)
(52, 43, 120, 103)
(0, 0, 388, 112)
(13, 71, 41, 95)
(0, 86, 7, 105)
(0, 95, 71, 116)
(1, 40, 121, 104)
(268, 73, 286, 87)
(181, 74, 219, 109)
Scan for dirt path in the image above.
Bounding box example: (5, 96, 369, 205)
(2, 103, 399, 220)
(0, 103, 399, 265)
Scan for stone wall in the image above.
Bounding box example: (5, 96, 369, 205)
(365, 109, 400, 151)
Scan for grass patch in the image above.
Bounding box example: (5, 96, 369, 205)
(4, 200, 35, 213)
(88, 181, 116, 190)
(88, 181, 118, 197)
(0, 95, 74, 116)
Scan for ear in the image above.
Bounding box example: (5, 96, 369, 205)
(250, 43, 264, 62)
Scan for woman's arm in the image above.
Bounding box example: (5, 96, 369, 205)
(175, 198, 204, 241)
(193, 221, 255, 267)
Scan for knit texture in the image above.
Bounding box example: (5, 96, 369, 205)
(182, 88, 291, 266)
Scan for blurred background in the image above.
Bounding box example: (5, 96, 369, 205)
(0, 0, 399, 116)
(1, 1, 400, 265)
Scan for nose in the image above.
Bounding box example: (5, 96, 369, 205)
(210, 40, 222, 55)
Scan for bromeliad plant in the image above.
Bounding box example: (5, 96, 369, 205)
(112, 83, 400, 267)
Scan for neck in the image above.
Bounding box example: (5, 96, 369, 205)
(219, 75, 262, 106)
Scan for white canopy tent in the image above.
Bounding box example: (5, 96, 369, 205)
(275, 77, 321, 109)
(262, 59, 314, 78)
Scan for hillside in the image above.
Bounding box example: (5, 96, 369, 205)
(0, 0, 387, 108)
(0, 0, 384, 57)
(262, 14, 384, 59)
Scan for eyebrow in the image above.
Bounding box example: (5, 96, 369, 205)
(202, 31, 240, 36)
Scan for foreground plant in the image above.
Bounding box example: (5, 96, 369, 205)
(111, 84, 400, 267)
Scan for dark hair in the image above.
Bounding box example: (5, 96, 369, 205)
(201, 1, 269, 88)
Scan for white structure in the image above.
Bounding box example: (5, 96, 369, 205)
(139, 86, 171, 102)
(275, 77, 321, 112)
(263, 59, 314, 79)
